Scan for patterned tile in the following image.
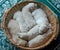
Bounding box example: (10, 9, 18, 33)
(47, 0, 60, 13)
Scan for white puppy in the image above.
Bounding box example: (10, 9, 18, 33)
(28, 29, 52, 47)
(32, 8, 51, 34)
(22, 3, 37, 29)
(8, 19, 27, 46)
(13, 11, 29, 32)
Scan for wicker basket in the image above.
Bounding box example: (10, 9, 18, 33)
(2, 1, 59, 50)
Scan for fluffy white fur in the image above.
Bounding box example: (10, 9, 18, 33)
(13, 11, 29, 32)
(12, 34, 27, 46)
(8, 3, 51, 47)
(32, 8, 50, 34)
(18, 8, 51, 40)
(8, 19, 27, 46)
(22, 3, 36, 29)
(18, 25, 40, 40)
(28, 29, 52, 47)
(8, 19, 20, 34)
